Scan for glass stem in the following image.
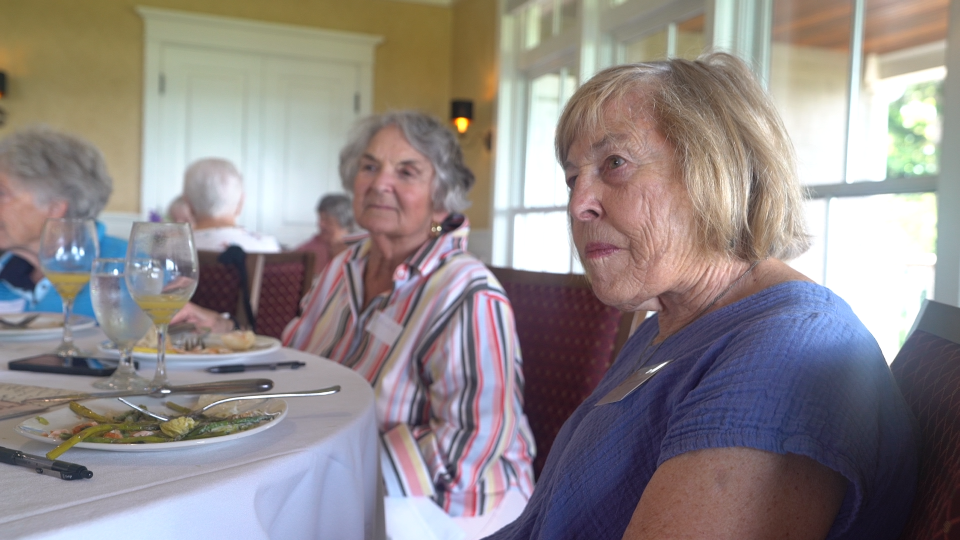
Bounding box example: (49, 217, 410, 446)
(61, 298, 75, 352)
(151, 323, 169, 389)
(116, 347, 136, 375)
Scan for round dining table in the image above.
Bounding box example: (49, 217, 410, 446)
(0, 322, 385, 540)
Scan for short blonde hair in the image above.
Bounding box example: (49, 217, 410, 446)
(556, 52, 809, 261)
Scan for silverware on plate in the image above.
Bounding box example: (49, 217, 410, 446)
(20, 378, 275, 406)
(0, 314, 41, 329)
(117, 385, 342, 422)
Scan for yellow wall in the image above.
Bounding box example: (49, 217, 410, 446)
(0, 0, 463, 216)
(452, 0, 497, 230)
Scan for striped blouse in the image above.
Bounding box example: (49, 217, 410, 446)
(283, 222, 536, 517)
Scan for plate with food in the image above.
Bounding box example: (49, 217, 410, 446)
(99, 329, 282, 368)
(0, 313, 96, 341)
(15, 395, 287, 454)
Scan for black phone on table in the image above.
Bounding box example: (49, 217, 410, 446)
(8, 355, 137, 377)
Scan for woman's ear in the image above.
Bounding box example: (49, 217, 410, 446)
(46, 199, 69, 219)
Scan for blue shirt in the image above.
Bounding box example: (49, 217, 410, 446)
(0, 221, 128, 318)
(489, 281, 918, 540)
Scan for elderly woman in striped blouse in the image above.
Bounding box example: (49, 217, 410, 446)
(284, 111, 535, 538)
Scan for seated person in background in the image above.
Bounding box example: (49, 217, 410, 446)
(176, 111, 535, 540)
(182, 157, 281, 253)
(165, 194, 195, 225)
(489, 52, 918, 540)
(294, 193, 365, 275)
(0, 126, 127, 318)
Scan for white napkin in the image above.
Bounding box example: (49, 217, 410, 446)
(385, 496, 466, 540)
(0, 299, 26, 314)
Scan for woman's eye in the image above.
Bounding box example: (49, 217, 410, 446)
(608, 156, 625, 169)
(565, 175, 577, 189)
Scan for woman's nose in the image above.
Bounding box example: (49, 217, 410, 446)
(369, 169, 394, 191)
(568, 175, 601, 222)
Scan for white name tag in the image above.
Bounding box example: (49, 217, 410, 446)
(366, 311, 403, 345)
(595, 360, 672, 406)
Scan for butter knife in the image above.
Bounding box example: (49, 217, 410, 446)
(19, 378, 275, 406)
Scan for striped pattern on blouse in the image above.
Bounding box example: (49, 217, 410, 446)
(283, 224, 536, 517)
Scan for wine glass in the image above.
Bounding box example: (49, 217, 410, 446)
(38, 218, 99, 357)
(125, 222, 198, 390)
(90, 258, 153, 391)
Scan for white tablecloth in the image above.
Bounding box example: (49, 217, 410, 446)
(0, 327, 384, 540)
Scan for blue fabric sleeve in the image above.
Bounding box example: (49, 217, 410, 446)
(658, 309, 908, 535)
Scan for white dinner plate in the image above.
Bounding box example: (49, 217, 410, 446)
(15, 395, 287, 452)
(0, 313, 96, 341)
(98, 335, 282, 369)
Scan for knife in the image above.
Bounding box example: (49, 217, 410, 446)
(19, 378, 275, 406)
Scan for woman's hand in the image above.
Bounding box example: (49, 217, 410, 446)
(171, 302, 234, 334)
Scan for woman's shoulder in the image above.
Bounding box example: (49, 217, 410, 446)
(100, 234, 129, 258)
(433, 252, 504, 291)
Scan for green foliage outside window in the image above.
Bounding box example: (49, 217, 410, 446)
(887, 79, 942, 179)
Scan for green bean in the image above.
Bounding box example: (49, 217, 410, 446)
(86, 436, 172, 444)
(68, 401, 113, 423)
(46, 423, 162, 459)
(47, 424, 115, 459)
(182, 415, 274, 439)
(164, 401, 192, 415)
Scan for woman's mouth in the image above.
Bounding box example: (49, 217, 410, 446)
(583, 242, 620, 259)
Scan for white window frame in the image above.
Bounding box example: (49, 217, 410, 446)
(494, 0, 960, 314)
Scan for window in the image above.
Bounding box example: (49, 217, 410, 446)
(773, 0, 946, 361)
(495, 0, 957, 362)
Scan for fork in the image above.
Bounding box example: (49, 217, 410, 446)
(117, 385, 341, 422)
(180, 334, 206, 351)
(0, 313, 41, 329)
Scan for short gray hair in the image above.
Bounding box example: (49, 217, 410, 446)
(317, 193, 358, 232)
(0, 126, 113, 219)
(339, 111, 475, 213)
(182, 158, 244, 220)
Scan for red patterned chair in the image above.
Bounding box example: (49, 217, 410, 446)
(890, 299, 960, 539)
(193, 250, 244, 318)
(193, 249, 314, 339)
(489, 266, 634, 478)
(247, 251, 315, 339)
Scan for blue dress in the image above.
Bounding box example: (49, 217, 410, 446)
(488, 281, 918, 540)
(0, 221, 128, 318)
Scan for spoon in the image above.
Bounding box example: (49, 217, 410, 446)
(21, 378, 275, 406)
(117, 385, 342, 422)
(0, 313, 41, 329)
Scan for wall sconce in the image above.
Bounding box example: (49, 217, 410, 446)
(451, 100, 473, 134)
(0, 72, 7, 128)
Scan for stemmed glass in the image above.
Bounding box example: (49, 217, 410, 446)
(125, 222, 198, 390)
(90, 258, 153, 391)
(38, 218, 99, 357)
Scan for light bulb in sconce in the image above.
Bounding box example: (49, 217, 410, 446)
(450, 100, 473, 135)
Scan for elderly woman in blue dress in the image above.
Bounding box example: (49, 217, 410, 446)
(489, 52, 918, 540)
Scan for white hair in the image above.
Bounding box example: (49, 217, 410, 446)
(182, 158, 244, 220)
(0, 126, 113, 219)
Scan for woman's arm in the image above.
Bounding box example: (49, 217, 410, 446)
(623, 447, 847, 540)
(170, 302, 234, 333)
